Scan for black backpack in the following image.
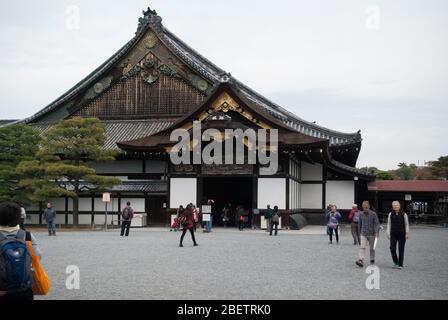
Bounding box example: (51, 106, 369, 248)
(122, 207, 131, 220)
(0, 230, 33, 293)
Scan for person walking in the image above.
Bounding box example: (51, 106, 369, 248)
(192, 204, 199, 231)
(326, 205, 342, 244)
(265, 205, 273, 232)
(221, 204, 230, 228)
(172, 205, 184, 232)
(19, 204, 27, 231)
(205, 199, 214, 232)
(348, 204, 361, 245)
(387, 201, 410, 269)
(237, 205, 245, 231)
(179, 205, 198, 247)
(270, 206, 280, 236)
(43, 202, 56, 236)
(356, 201, 381, 267)
(0, 202, 42, 300)
(120, 201, 134, 237)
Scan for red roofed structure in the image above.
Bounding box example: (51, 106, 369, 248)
(368, 180, 448, 193)
(367, 180, 448, 224)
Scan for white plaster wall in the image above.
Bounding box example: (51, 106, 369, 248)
(257, 178, 286, 209)
(170, 178, 197, 209)
(120, 198, 145, 212)
(300, 184, 323, 209)
(94, 197, 119, 212)
(326, 181, 355, 210)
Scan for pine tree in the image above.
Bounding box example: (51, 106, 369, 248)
(18, 117, 120, 226)
(0, 124, 41, 204)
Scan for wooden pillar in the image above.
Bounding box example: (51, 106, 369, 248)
(91, 195, 95, 225)
(39, 202, 43, 225)
(118, 193, 122, 225)
(65, 197, 69, 225)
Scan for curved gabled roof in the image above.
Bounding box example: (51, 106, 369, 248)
(19, 6, 362, 148)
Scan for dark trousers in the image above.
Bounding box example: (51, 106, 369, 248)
(390, 233, 406, 266)
(270, 222, 279, 236)
(180, 227, 197, 245)
(120, 220, 131, 236)
(238, 220, 244, 230)
(329, 226, 339, 243)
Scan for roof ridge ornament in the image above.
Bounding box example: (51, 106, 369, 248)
(219, 72, 232, 83)
(136, 6, 162, 35)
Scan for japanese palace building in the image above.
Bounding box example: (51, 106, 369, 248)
(4, 7, 374, 227)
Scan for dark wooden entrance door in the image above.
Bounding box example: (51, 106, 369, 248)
(202, 177, 253, 227)
(146, 196, 167, 226)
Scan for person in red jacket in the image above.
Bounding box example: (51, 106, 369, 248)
(179, 204, 198, 247)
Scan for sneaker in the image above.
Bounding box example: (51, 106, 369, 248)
(194, 243, 199, 247)
(393, 264, 400, 269)
(398, 265, 403, 270)
(179, 244, 183, 247)
(328, 241, 332, 245)
(355, 259, 364, 268)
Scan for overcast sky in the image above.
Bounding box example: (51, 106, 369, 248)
(0, 0, 447, 170)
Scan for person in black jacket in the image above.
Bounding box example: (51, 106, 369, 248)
(386, 201, 410, 269)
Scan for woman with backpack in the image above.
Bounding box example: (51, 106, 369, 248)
(179, 204, 198, 247)
(0, 202, 43, 300)
(270, 206, 280, 236)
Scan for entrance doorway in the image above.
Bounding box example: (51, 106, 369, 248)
(202, 177, 253, 227)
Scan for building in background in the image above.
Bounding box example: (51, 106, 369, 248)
(1, 8, 374, 227)
(368, 180, 448, 224)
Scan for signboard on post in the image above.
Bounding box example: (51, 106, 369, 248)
(102, 192, 111, 203)
(202, 214, 211, 222)
(405, 194, 412, 201)
(201, 205, 212, 214)
(102, 193, 111, 231)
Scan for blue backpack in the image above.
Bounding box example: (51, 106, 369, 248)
(0, 230, 33, 293)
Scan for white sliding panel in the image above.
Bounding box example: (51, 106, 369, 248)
(300, 184, 323, 209)
(169, 178, 197, 209)
(326, 181, 355, 210)
(257, 178, 286, 209)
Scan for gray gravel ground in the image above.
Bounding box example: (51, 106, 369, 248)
(32, 225, 448, 300)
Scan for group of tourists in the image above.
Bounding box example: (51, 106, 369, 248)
(325, 200, 410, 269)
(264, 205, 280, 236)
(0, 196, 412, 300)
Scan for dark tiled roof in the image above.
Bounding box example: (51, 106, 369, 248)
(368, 180, 448, 192)
(111, 180, 167, 193)
(21, 8, 362, 148)
(66, 180, 167, 193)
(32, 119, 174, 150)
(329, 159, 375, 180)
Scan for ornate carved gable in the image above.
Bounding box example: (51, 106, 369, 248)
(72, 29, 214, 120)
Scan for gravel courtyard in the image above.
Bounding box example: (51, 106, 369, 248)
(32, 225, 448, 300)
